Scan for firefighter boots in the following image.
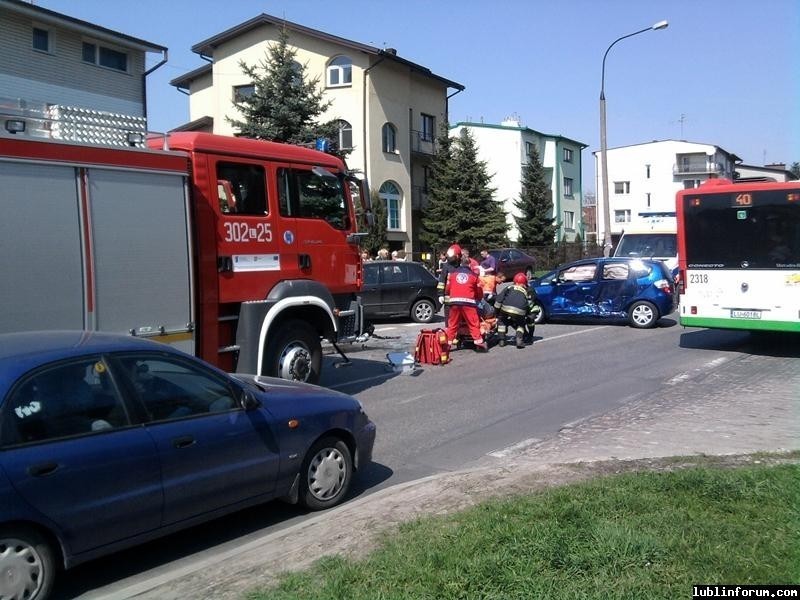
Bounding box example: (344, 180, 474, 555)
(515, 331, 525, 349)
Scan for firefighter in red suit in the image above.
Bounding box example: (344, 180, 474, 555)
(444, 255, 488, 352)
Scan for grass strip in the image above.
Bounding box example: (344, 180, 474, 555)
(248, 464, 800, 600)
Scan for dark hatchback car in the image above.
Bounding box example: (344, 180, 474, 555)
(361, 261, 441, 323)
(488, 248, 537, 279)
(530, 257, 675, 328)
(0, 331, 375, 600)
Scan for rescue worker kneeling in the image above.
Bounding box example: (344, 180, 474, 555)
(444, 252, 488, 352)
(495, 272, 538, 349)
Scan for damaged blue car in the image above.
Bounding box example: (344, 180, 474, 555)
(530, 257, 675, 328)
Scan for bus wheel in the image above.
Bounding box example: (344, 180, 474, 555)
(264, 320, 322, 384)
(628, 301, 658, 329)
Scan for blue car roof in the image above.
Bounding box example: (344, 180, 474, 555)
(0, 331, 179, 395)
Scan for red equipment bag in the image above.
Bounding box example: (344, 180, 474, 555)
(414, 328, 451, 366)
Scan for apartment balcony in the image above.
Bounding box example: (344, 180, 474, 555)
(410, 130, 436, 156)
(411, 185, 429, 210)
(673, 161, 724, 175)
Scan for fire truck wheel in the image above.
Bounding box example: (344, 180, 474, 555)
(264, 320, 322, 384)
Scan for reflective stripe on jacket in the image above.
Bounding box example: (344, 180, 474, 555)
(444, 266, 483, 306)
(495, 284, 534, 316)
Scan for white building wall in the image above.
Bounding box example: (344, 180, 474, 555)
(454, 123, 583, 243)
(460, 125, 524, 240)
(595, 140, 739, 242)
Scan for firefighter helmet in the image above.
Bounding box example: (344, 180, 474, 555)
(513, 273, 528, 286)
(446, 244, 462, 259)
(446, 244, 462, 264)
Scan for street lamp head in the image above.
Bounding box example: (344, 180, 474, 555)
(651, 20, 669, 30)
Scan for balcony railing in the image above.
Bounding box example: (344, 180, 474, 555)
(673, 162, 724, 175)
(410, 130, 436, 156)
(411, 185, 429, 210)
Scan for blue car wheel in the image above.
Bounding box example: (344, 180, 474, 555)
(301, 436, 353, 510)
(628, 300, 658, 329)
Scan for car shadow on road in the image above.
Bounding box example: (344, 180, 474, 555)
(320, 356, 411, 394)
(679, 328, 800, 358)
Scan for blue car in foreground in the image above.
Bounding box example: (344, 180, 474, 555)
(0, 331, 375, 600)
(530, 257, 675, 328)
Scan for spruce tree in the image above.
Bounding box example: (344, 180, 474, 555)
(421, 125, 508, 252)
(514, 144, 557, 247)
(227, 27, 343, 155)
(360, 190, 387, 256)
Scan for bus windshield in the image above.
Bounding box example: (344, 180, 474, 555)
(682, 190, 800, 269)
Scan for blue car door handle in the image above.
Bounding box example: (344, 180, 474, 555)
(172, 435, 196, 449)
(28, 462, 59, 477)
(580, 286, 591, 291)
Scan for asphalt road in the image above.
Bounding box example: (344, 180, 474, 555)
(56, 311, 784, 599)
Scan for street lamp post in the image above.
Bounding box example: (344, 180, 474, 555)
(599, 20, 668, 256)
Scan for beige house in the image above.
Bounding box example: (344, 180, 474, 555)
(170, 14, 463, 257)
(0, 0, 166, 119)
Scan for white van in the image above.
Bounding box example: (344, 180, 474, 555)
(613, 217, 678, 277)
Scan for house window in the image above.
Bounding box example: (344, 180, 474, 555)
(382, 123, 397, 153)
(563, 147, 573, 162)
(563, 177, 573, 197)
(646, 193, 651, 208)
(525, 141, 535, 157)
(422, 166, 431, 193)
(337, 120, 353, 150)
(232, 84, 255, 103)
(327, 55, 352, 87)
(614, 209, 631, 223)
(32, 27, 51, 52)
(379, 181, 402, 230)
(82, 42, 128, 72)
(563, 210, 575, 230)
(683, 179, 701, 189)
(421, 114, 435, 142)
(614, 181, 631, 194)
(646, 164, 651, 179)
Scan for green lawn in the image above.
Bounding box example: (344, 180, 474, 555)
(248, 464, 799, 600)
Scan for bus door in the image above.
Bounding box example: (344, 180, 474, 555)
(277, 165, 359, 294)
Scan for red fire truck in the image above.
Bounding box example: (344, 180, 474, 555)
(0, 116, 370, 384)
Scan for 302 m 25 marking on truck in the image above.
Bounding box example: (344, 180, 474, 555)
(223, 222, 272, 243)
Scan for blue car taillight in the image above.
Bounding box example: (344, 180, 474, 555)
(653, 278, 672, 294)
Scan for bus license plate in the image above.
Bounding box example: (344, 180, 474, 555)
(731, 310, 761, 319)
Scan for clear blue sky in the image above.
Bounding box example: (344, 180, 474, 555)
(37, 0, 800, 191)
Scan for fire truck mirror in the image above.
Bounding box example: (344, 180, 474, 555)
(217, 180, 238, 214)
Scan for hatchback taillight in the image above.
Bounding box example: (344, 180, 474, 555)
(653, 278, 672, 294)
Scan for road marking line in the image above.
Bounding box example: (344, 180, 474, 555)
(535, 326, 605, 342)
(666, 356, 731, 385)
(487, 437, 542, 458)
